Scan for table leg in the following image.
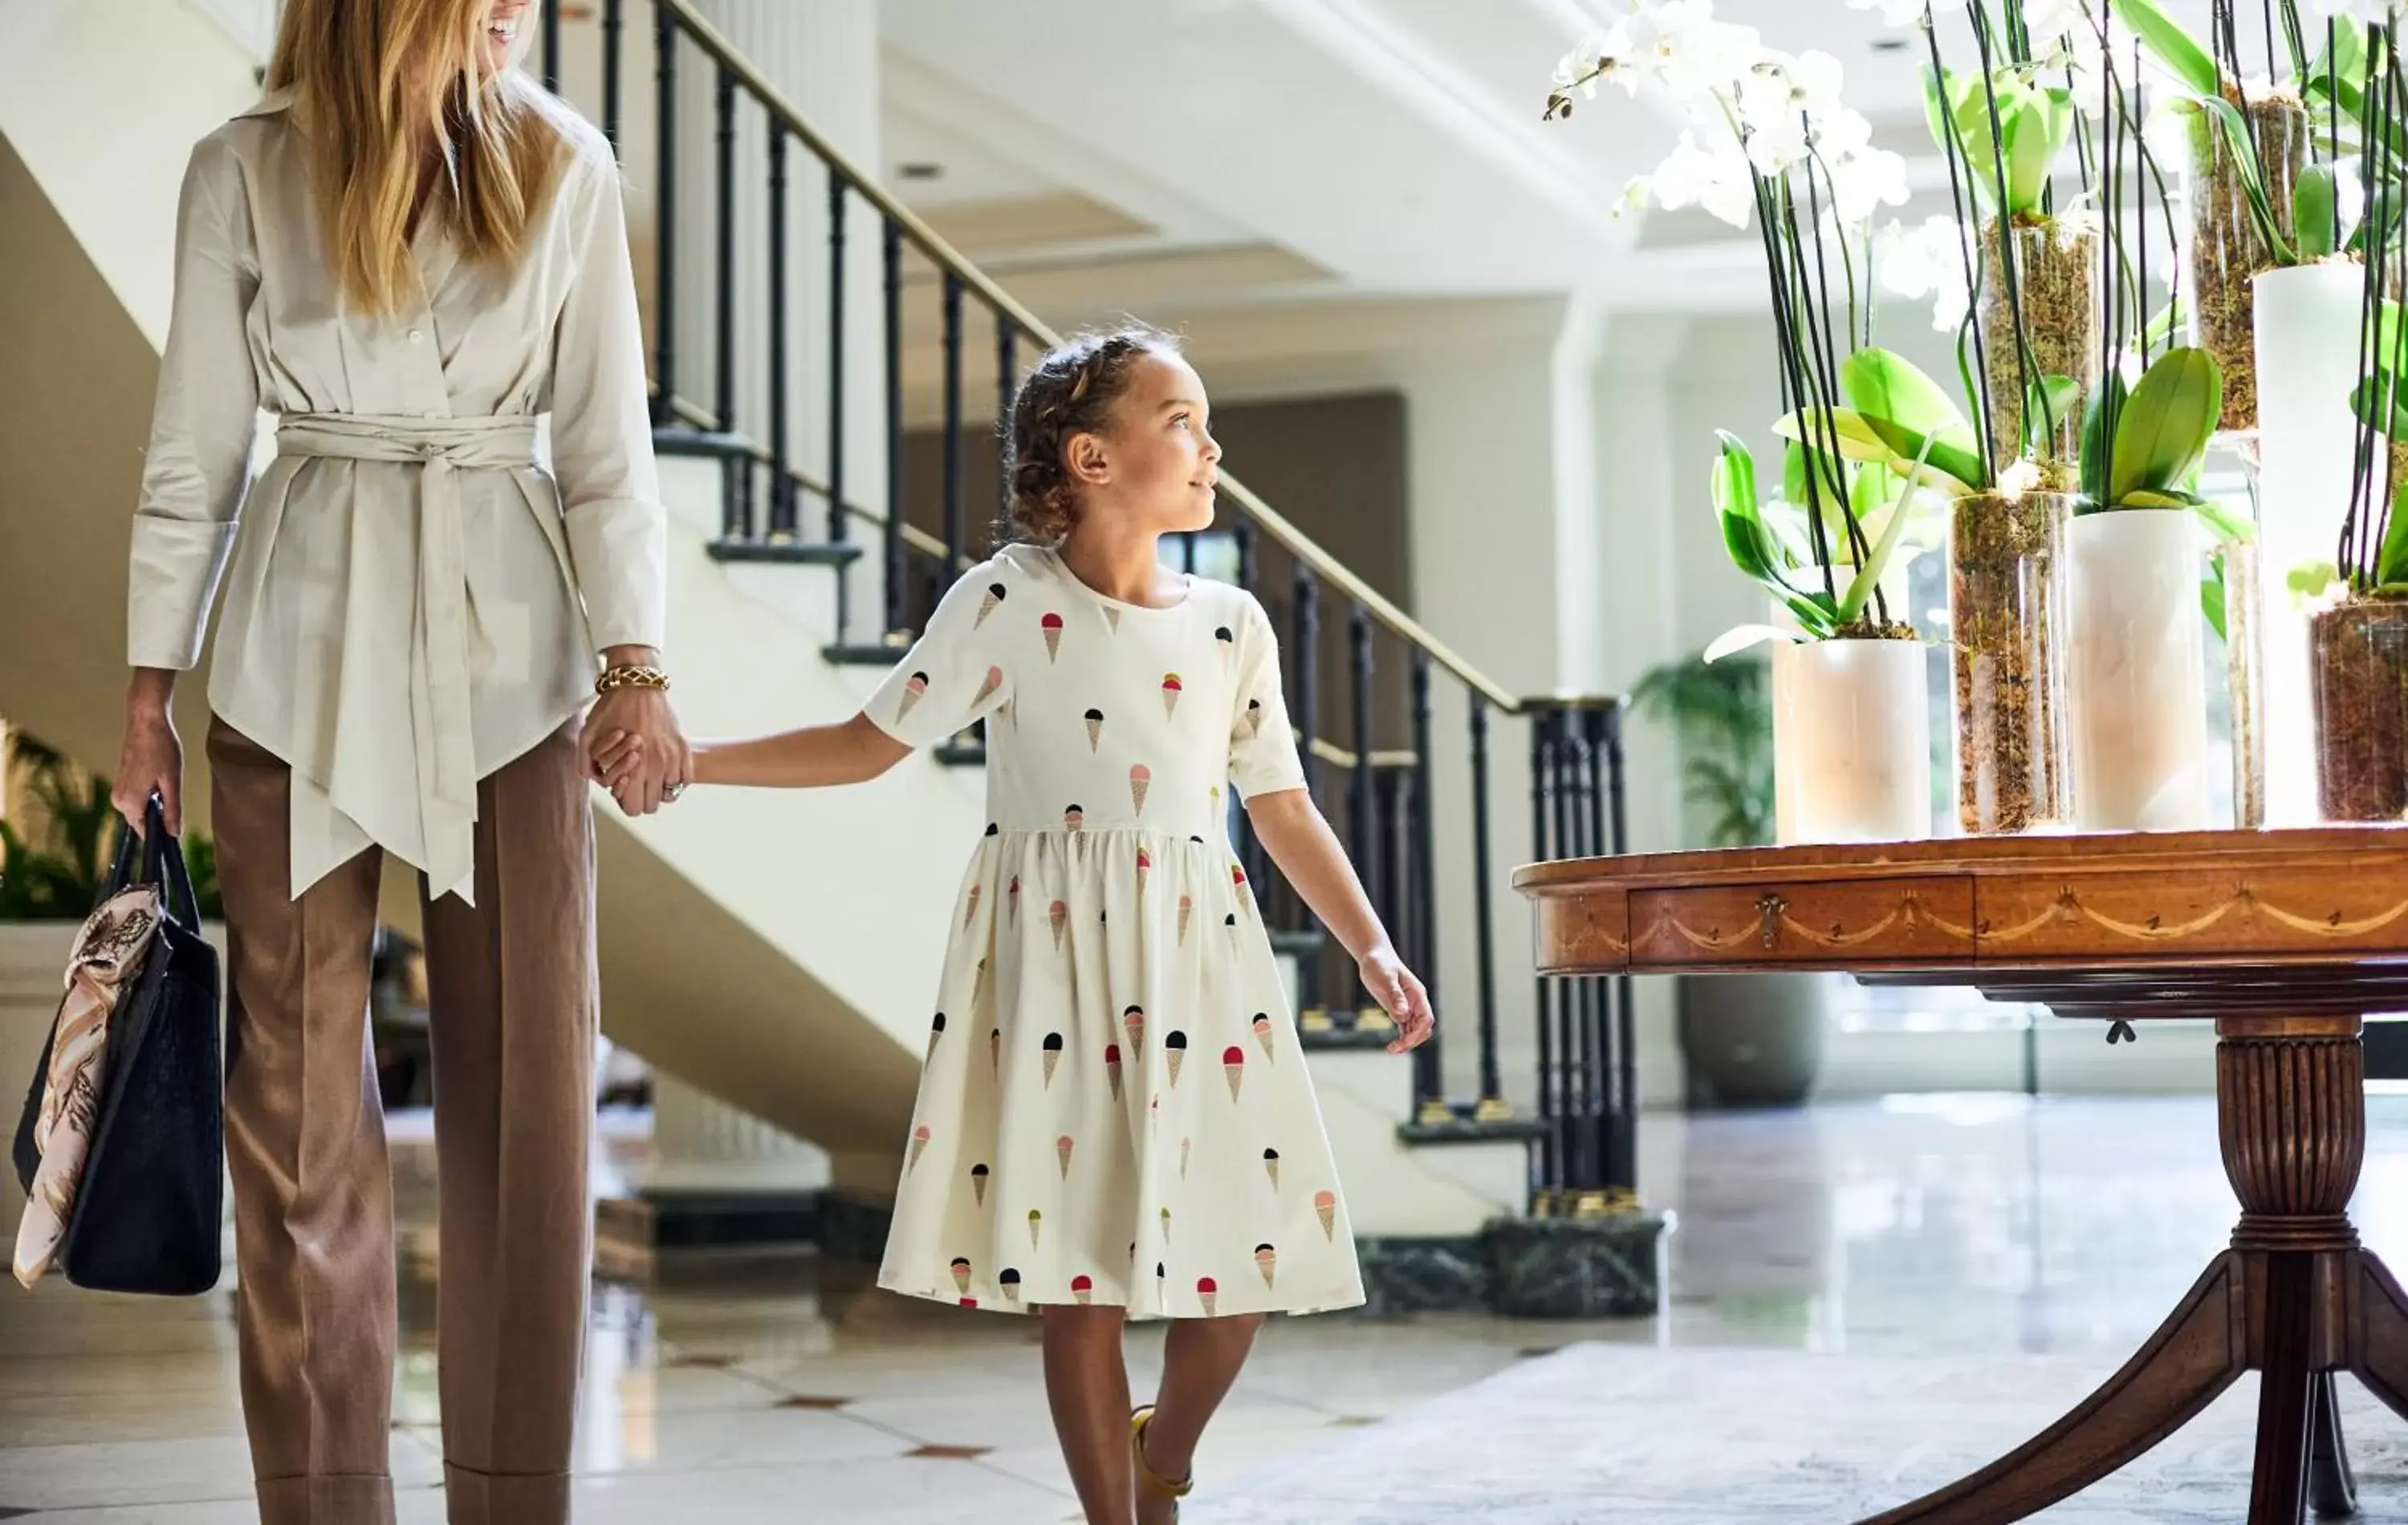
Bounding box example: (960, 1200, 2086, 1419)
(1857, 1256, 2247, 1525)
(2308, 1372, 2357, 1519)
(2349, 1252, 2408, 1426)
(2251, 1254, 2315, 1525)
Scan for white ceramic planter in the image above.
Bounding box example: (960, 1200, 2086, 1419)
(1771, 638, 1934, 844)
(2068, 511, 2213, 832)
(2254, 261, 2363, 827)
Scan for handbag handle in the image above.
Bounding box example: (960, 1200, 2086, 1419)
(99, 794, 201, 928)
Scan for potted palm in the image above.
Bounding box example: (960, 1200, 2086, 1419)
(1633, 653, 1828, 1108)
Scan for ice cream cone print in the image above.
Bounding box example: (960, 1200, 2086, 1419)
(950, 1256, 972, 1296)
(1159, 1207, 1172, 1243)
(971, 1163, 990, 1206)
(1043, 1032, 1064, 1086)
(1255, 1244, 1278, 1289)
(926, 1012, 946, 1063)
(1042, 612, 1064, 663)
(909, 1125, 931, 1171)
(1231, 865, 1251, 917)
(999, 1267, 1022, 1305)
(1161, 673, 1183, 719)
(1252, 1013, 1275, 1061)
(1007, 876, 1020, 924)
(1211, 785, 1222, 815)
(1149, 1095, 1161, 1131)
(958, 1297, 977, 1308)
(1215, 625, 1235, 669)
(1064, 804, 1084, 834)
(1056, 1134, 1074, 1180)
(1224, 912, 1239, 946)
(990, 1027, 1002, 1080)
(895, 672, 929, 725)
(1222, 1045, 1247, 1102)
(1084, 708, 1104, 752)
(1028, 1209, 1043, 1249)
(975, 581, 1007, 628)
(1178, 896, 1193, 946)
(963, 883, 982, 929)
(1165, 1030, 1190, 1085)
(1197, 1276, 1218, 1317)
(1180, 1137, 1192, 1178)
(1104, 1043, 1124, 1100)
(1135, 847, 1152, 899)
(1129, 764, 1150, 815)
(1050, 900, 1068, 951)
(1123, 1005, 1145, 1055)
(1156, 1262, 1167, 1299)
(1104, 605, 1122, 633)
(972, 666, 1003, 710)
(1072, 1274, 1094, 1306)
(1314, 1190, 1337, 1241)
(1246, 698, 1266, 738)
(1263, 1149, 1280, 1188)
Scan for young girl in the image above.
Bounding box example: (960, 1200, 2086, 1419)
(600, 326, 1431, 1523)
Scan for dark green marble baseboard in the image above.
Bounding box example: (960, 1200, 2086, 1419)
(1354, 1211, 1671, 1318)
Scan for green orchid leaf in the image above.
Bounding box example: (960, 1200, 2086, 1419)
(2003, 87, 2064, 216)
(2081, 365, 2129, 501)
(2296, 165, 2340, 260)
(2027, 373, 2081, 452)
(1838, 348, 1987, 487)
(2110, 0, 2222, 98)
(2349, 375, 2408, 441)
(2189, 494, 2255, 543)
(1710, 429, 1758, 520)
(2202, 559, 2228, 645)
(1702, 624, 1800, 663)
(1838, 435, 1934, 623)
(2111, 348, 2223, 502)
(2380, 477, 2408, 588)
(2142, 295, 2187, 352)
(2289, 559, 2341, 602)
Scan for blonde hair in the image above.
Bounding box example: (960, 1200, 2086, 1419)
(266, 0, 565, 317)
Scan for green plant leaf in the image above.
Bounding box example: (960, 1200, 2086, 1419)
(2380, 477, 2408, 588)
(1702, 624, 1800, 662)
(2350, 375, 2408, 441)
(2080, 365, 2129, 502)
(2110, 0, 2222, 98)
(1837, 348, 1987, 487)
(2296, 165, 2340, 260)
(2142, 295, 2187, 352)
(2026, 373, 2081, 452)
(1923, 67, 1999, 214)
(2003, 87, 2062, 215)
(1776, 409, 1980, 498)
(2187, 494, 2255, 543)
(2289, 559, 2341, 601)
(2202, 557, 2229, 644)
(1838, 435, 1933, 622)
(2111, 348, 2223, 502)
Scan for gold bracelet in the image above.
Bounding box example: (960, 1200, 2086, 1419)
(596, 664, 671, 695)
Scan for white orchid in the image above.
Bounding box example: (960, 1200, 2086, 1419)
(1830, 143, 1912, 222)
(2301, 0, 2398, 22)
(1845, 0, 1965, 25)
(2021, 0, 2091, 43)
(1877, 216, 1974, 333)
(1643, 131, 1759, 227)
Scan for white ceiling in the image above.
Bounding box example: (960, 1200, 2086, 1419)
(874, 0, 2235, 320)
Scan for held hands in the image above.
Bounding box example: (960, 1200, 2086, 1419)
(583, 685, 693, 816)
(1359, 946, 1435, 1055)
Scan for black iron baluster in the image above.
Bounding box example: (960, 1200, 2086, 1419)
(542, 0, 561, 94)
(1559, 710, 1596, 1198)
(1181, 533, 1199, 575)
(714, 64, 741, 541)
(1470, 695, 1507, 1117)
(1605, 700, 1637, 1201)
(1234, 520, 1258, 595)
(601, 0, 622, 154)
(942, 274, 965, 577)
(1409, 651, 1444, 1123)
(765, 120, 791, 540)
(881, 218, 905, 639)
(1291, 564, 1324, 1027)
(828, 167, 849, 551)
(996, 323, 1017, 529)
(1529, 707, 1560, 1207)
(1347, 604, 1377, 1032)
(650, 3, 677, 425)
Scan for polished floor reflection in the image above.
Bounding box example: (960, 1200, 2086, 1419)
(7, 1094, 2407, 1523)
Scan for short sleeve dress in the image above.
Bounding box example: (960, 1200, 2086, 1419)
(867, 543, 1365, 1319)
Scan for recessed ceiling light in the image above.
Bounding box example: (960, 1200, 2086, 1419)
(899, 161, 945, 181)
(1871, 36, 1910, 52)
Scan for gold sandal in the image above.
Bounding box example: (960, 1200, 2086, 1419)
(1131, 1405, 1194, 1519)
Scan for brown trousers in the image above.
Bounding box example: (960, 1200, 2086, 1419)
(209, 718, 597, 1525)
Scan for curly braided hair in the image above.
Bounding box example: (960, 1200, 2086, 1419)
(1001, 323, 1182, 544)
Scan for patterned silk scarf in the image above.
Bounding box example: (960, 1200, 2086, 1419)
(12, 885, 165, 1288)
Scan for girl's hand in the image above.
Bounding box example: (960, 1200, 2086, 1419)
(1358, 947, 1434, 1055)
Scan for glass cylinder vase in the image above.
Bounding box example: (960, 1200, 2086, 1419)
(2310, 599, 2408, 823)
(1950, 490, 2074, 832)
(1772, 636, 1933, 845)
(2068, 510, 2212, 832)
(1979, 217, 2095, 482)
(2222, 538, 2267, 828)
(2190, 92, 2308, 434)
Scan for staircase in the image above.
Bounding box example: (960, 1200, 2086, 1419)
(0, 0, 1655, 1308)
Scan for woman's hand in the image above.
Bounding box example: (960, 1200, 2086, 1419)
(1358, 946, 1434, 1055)
(584, 686, 691, 815)
(112, 672, 185, 837)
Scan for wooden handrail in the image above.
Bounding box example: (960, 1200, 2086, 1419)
(657, 0, 1524, 717)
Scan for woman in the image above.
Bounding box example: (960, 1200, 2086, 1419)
(109, 2, 685, 1520)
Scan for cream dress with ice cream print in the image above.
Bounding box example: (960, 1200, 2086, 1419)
(870, 543, 1365, 1318)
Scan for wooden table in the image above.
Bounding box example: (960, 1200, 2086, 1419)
(1515, 829, 2408, 1525)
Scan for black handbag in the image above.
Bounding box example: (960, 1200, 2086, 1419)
(12, 796, 225, 1295)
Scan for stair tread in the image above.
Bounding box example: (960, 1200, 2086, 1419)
(1397, 1113, 1549, 1145)
(932, 740, 986, 767)
(1267, 927, 1326, 956)
(652, 425, 753, 458)
(1296, 1024, 1398, 1052)
(824, 642, 915, 667)
(708, 539, 864, 567)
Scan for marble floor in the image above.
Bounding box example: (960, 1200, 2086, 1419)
(8, 1093, 2408, 1523)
